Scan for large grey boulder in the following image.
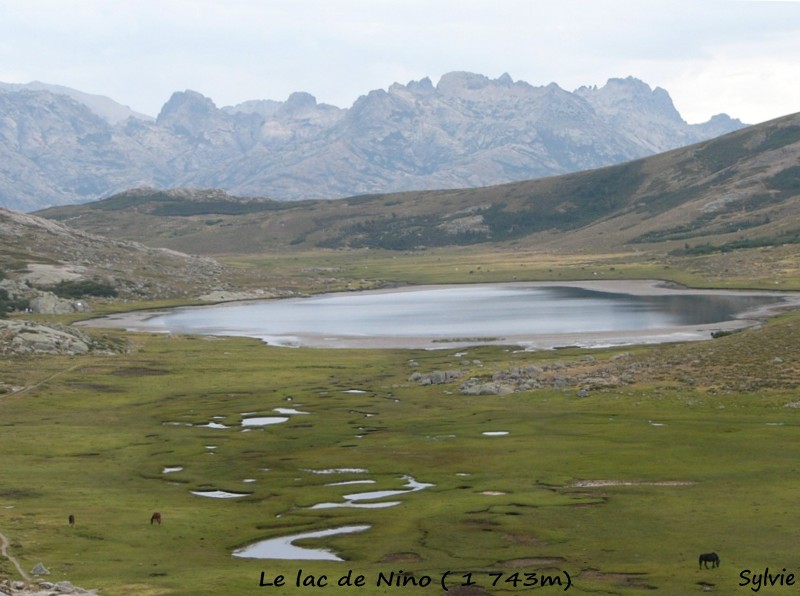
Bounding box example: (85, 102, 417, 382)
(0, 321, 91, 355)
(28, 293, 89, 315)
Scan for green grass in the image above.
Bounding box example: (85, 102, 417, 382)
(221, 244, 800, 294)
(3, 314, 800, 594)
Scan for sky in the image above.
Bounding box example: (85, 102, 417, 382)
(1, 0, 798, 125)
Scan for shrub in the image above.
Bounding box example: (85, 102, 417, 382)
(0, 288, 29, 317)
(49, 280, 118, 299)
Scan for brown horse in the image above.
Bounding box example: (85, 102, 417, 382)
(150, 512, 162, 525)
(68, 514, 75, 527)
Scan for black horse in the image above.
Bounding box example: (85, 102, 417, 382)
(699, 552, 720, 568)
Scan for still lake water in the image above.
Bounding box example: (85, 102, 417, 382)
(130, 283, 787, 348)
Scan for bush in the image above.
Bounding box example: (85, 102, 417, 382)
(49, 280, 118, 299)
(0, 288, 29, 318)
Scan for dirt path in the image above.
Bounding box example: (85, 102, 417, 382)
(8, 363, 82, 397)
(0, 529, 30, 582)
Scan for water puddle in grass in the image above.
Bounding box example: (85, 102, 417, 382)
(304, 468, 369, 475)
(310, 475, 433, 510)
(191, 489, 251, 498)
(241, 416, 289, 426)
(325, 480, 376, 487)
(198, 422, 230, 429)
(274, 407, 309, 415)
(311, 500, 401, 509)
(232, 524, 371, 561)
(232, 472, 431, 560)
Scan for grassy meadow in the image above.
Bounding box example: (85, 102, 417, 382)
(2, 248, 800, 595)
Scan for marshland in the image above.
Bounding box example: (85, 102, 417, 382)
(3, 246, 800, 595)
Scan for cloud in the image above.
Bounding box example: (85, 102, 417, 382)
(0, 0, 798, 123)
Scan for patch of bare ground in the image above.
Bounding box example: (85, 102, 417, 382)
(568, 480, 697, 488)
(380, 552, 423, 564)
(579, 568, 656, 590)
(443, 586, 491, 596)
(567, 494, 609, 507)
(66, 382, 122, 392)
(110, 366, 169, 376)
(502, 532, 549, 547)
(463, 519, 500, 529)
(500, 557, 566, 568)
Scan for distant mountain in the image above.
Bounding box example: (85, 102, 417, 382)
(1, 73, 746, 211)
(0, 81, 152, 124)
(37, 112, 800, 257)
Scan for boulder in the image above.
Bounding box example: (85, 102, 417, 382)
(1, 321, 91, 355)
(28, 293, 88, 315)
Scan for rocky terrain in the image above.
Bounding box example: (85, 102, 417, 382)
(0, 208, 231, 301)
(0, 578, 97, 596)
(0, 73, 745, 211)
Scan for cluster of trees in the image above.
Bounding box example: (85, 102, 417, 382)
(0, 271, 118, 318)
(0, 288, 28, 318)
(48, 279, 117, 299)
(0, 270, 28, 318)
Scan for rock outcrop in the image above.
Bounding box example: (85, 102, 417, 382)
(0, 578, 97, 596)
(0, 320, 120, 356)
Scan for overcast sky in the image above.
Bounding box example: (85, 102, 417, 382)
(1, 0, 798, 125)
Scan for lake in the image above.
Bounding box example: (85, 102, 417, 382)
(89, 281, 796, 349)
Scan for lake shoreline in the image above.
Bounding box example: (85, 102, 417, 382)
(76, 280, 800, 350)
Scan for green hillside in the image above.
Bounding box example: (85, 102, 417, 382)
(37, 112, 800, 258)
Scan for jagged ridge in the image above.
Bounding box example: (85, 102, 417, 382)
(0, 73, 744, 211)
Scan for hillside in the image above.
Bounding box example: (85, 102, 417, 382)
(0, 207, 230, 302)
(0, 74, 744, 211)
(37, 111, 800, 258)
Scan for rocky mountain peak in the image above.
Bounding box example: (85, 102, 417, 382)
(406, 76, 435, 94)
(278, 91, 319, 114)
(576, 77, 683, 122)
(436, 71, 495, 95)
(156, 90, 220, 129)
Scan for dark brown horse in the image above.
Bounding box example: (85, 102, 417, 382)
(68, 514, 75, 527)
(699, 552, 720, 568)
(150, 512, 162, 525)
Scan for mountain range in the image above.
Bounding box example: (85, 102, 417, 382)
(0, 73, 744, 212)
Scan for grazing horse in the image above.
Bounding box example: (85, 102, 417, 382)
(150, 512, 162, 525)
(699, 552, 720, 568)
(68, 514, 75, 527)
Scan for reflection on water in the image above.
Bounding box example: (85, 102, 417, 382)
(134, 284, 785, 345)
